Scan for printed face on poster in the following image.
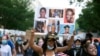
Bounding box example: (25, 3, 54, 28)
(34, 7, 75, 35)
(34, 19, 47, 33)
(64, 8, 75, 23)
(35, 7, 49, 19)
(59, 24, 75, 34)
(49, 9, 63, 18)
(47, 19, 60, 33)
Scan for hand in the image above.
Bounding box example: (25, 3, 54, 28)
(31, 29, 35, 36)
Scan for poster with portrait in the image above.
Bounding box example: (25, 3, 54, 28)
(34, 19, 47, 34)
(34, 7, 49, 35)
(34, 7, 49, 19)
(49, 9, 63, 18)
(59, 24, 75, 34)
(34, 7, 75, 35)
(47, 19, 60, 33)
(64, 8, 75, 23)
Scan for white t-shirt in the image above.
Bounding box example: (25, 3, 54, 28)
(0, 44, 12, 56)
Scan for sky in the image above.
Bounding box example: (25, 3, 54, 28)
(30, 0, 88, 20)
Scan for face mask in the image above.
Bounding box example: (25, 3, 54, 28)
(2, 40, 7, 45)
(47, 45, 54, 50)
(95, 42, 99, 46)
(17, 41, 22, 45)
(76, 45, 81, 48)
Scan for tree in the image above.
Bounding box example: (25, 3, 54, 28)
(0, 0, 34, 30)
(75, 21, 79, 30)
(77, 0, 100, 32)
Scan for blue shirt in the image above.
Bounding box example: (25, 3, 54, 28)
(7, 40, 15, 50)
(97, 45, 100, 56)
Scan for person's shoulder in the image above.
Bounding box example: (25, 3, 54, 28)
(2, 44, 11, 49)
(7, 39, 15, 49)
(7, 39, 14, 44)
(7, 39, 12, 42)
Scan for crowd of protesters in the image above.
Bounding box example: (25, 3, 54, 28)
(0, 29, 100, 56)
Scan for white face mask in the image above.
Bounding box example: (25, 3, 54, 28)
(76, 45, 81, 48)
(47, 45, 54, 50)
(95, 42, 99, 46)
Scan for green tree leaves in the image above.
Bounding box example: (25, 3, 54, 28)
(77, 0, 100, 32)
(0, 0, 34, 31)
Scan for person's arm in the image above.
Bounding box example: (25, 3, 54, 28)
(12, 48, 16, 56)
(22, 42, 29, 50)
(56, 36, 74, 52)
(29, 29, 43, 54)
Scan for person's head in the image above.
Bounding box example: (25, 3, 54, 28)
(16, 37, 23, 45)
(66, 9, 74, 21)
(64, 25, 70, 33)
(2, 35, 8, 45)
(86, 32, 93, 40)
(40, 7, 46, 18)
(74, 39, 81, 49)
(42, 34, 56, 52)
(51, 25, 56, 33)
(81, 39, 92, 48)
(37, 37, 44, 47)
(85, 43, 97, 56)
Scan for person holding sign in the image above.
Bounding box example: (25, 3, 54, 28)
(39, 7, 47, 19)
(29, 29, 74, 56)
